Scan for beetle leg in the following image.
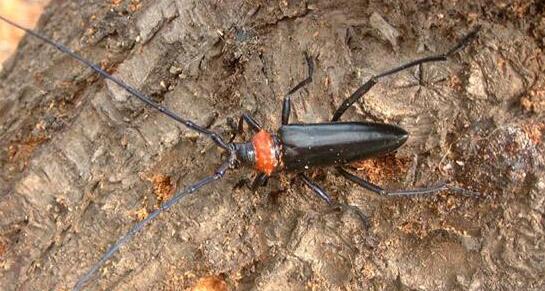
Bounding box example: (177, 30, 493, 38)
(332, 26, 480, 121)
(250, 173, 269, 191)
(299, 173, 333, 204)
(336, 167, 451, 196)
(281, 95, 292, 125)
(229, 113, 262, 142)
(282, 52, 315, 125)
(240, 113, 262, 131)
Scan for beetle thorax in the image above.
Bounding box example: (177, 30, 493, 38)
(234, 130, 281, 176)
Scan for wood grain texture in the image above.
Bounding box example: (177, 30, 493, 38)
(0, 0, 544, 290)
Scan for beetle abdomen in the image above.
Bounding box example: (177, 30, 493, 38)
(278, 122, 408, 171)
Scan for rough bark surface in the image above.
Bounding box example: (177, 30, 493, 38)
(1, 0, 544, 290)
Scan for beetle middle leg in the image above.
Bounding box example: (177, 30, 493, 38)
(282, 52, 314, 125)
(279, 53, 335, 203)
(299, 173, 333, 204)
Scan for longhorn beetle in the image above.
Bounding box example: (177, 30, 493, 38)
(0, 15, 480, 290)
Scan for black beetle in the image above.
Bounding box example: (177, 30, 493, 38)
(0, 15, 479, 290)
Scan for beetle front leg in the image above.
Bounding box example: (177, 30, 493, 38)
(281, 52, 315, 125)
(229, 113, 262, 143)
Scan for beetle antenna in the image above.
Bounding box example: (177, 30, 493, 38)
(73, 152, 235, 290)
(0, 14, 237, 289)
(0, 15, 229, 150)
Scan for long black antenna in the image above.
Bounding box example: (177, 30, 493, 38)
(0, 15, 237, 289)
(74, 155, 233, 290)
(0, 14, 229, 150)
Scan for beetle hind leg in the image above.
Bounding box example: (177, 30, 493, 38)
(331, 26, 480, 121)
(336, 167, 451, 196)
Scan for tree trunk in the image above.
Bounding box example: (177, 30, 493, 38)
(1, 0, 544, 290)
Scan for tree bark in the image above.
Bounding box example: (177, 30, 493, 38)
(1, 0, 544, 290)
